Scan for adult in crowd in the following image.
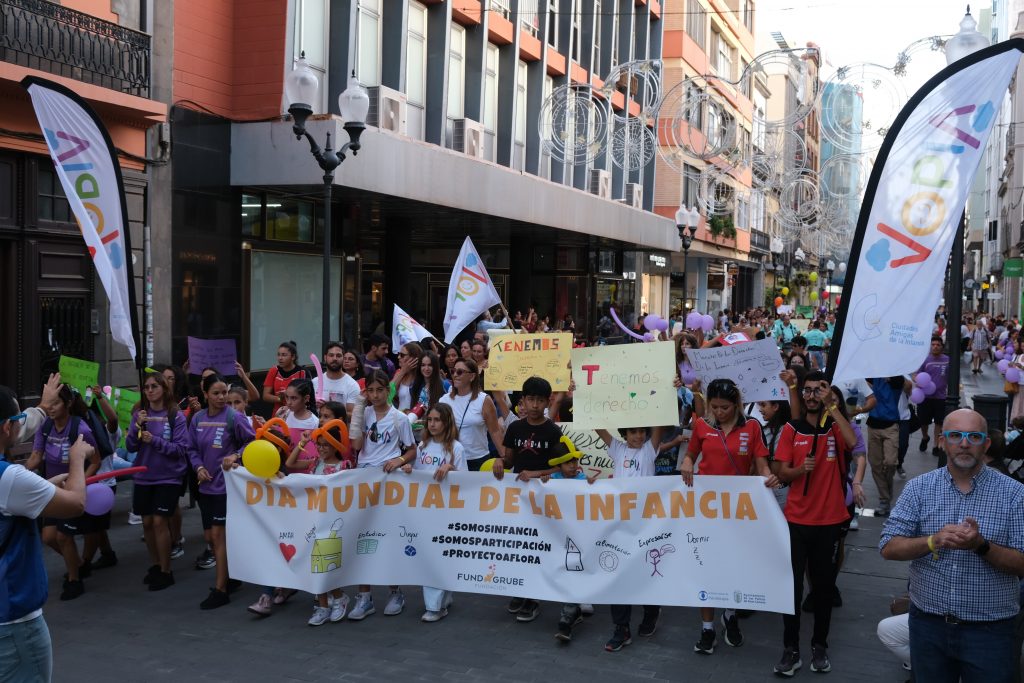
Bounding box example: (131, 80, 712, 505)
(969, 321, 992, 374)
(261, 341, 309, 413)
(803, 320, 828, 371)
(866, 376, 909, 516)
(772, 371, 857, 676)
(1, 384, 88, 682)
(441, 345, 461, 382)
(880, 409, 1024, 682)
(439, 359, 505, 471)
(772, 313, 799, 353)
(341, 348, 366, 386)
(410, 350, 449, 412)
(319, 342, 360, 421)
(362, 334, 395, 378)
(916, 335, 950, 458)
(390, 342, 425, 412)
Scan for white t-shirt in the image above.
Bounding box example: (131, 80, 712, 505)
(396, 382, 414, 412)
(95, 426, 122, 488)
(438, 392, 490, 460)
(0, 464, 56, 518)
(359, 405, 415, 467)
(608, 438, 657, 478)
(413, 440, 467, 473)
(320, 373, 361, 408)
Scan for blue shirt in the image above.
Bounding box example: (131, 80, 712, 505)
(879, 466, 1024, 621)
(550, 470, 586, 480)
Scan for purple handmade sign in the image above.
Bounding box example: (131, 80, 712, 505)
(187, 337, 237, 376)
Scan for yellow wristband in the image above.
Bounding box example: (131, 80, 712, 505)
(789, 384, 797, 389)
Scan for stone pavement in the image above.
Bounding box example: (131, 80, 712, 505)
(43, 360, 1005, 683)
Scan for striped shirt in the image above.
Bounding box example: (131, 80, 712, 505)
(879, 466, 1024, 621)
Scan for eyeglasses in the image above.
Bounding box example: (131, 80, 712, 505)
(143, 384, 162, 391)
(943, 430, 987, 445)
(801, 386, 827, 396)
(453, 369, 474, 376)
(0, 412, 26, 425)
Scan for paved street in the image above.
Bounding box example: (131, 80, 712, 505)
(41, 360, 1007, 683)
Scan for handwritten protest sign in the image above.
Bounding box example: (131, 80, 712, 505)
(569, 342, 677, 429)
(558, 424, 613, 479)
(686, 337, 787, 402)
(486, 332, 572, 391)
(226, 468, 794, 612)
(187, 337, 237, 376)
(113, 388, 140, 448)
(59, 355, 99, 399)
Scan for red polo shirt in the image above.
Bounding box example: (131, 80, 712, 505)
(774, 418, 851, 526)
(687, 416, 768, 476)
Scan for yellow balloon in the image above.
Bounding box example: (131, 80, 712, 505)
(810, 291, 819, 301)
(243, 440, 281, 479)
(478, 458, 497, 473)
(809, 272, 819, 282)
(781, 286, 790, 296)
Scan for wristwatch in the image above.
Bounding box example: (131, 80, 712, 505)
(974, 539, 991, 557)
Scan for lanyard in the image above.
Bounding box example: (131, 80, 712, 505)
(714, 424, 744, 476)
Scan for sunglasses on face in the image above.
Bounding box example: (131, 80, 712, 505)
(943, 430, 986, 445)
(144, 384, 162, 391)
(801, 386, 827, 396)
(453, 369, 474, 376)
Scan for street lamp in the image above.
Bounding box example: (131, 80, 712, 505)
(943, 5, 989, 416)
(285, 56, 369, 353)
(825, 259, 835, 310)
(675, 204, 700, 311)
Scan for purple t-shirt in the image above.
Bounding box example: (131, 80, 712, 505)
(126, 408, 189, 486)
(187, 407, 256, 495)
(31, 418, 98, 477)
(917, 353, 950, 400)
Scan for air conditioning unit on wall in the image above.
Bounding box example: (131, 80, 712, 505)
(589, 169, 611, 199)
(453, 118, 485, 158)
(626, 182, 643, 208)
(366, 85, 407, 135)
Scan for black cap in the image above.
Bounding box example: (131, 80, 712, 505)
(0, 386, 19, 422)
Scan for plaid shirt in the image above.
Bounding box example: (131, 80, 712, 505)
(879, 466, 1024, 621)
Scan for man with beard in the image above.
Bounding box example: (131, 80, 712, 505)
(318, 342, 360, 421)
(880, 409, 1024, 682)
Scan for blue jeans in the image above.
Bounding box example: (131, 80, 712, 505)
(909, 604, 1016, 683)
(0, 613, 52, 682)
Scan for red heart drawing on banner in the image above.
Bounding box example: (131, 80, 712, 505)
(279, 543, 296, 562)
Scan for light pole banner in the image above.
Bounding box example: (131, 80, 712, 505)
(226, 468, 794, 613)
(23, 77, 139, 361)
(443, 236, 502, 343)
(829, 41, 1024, 384)
(392, 304, 435, 350)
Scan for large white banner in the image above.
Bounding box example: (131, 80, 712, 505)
(226, 468, 794, 613)
(830, 43, 1023, 383)
(443, 237, 502, 343)
(392, 304, 435, 350)
(23, 77, 138, 361)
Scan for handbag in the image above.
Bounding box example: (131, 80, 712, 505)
(1005, 380, 1019, 395)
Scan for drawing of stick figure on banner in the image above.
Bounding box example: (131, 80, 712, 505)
(646, 544, 676, 577)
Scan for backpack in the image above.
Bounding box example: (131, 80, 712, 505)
(41, 410, 115, 462)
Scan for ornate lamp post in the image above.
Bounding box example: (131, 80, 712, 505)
(675, 204, 700, 312)
(284, 57, 370, 352)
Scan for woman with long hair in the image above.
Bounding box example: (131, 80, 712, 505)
(342, 349, 366, 385)
(411, 350, 449, 412)
(441, 345, 461, 381)
(439, 359, 506, 470)
(756, 399, 793, 510)
(390, 341, 425, 412)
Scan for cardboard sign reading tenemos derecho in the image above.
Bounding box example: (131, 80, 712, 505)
(486, 332, 572, 391)
(569, 342, 677, 429)
(225, 468, 793, 612)
(686, 338, 788, 403)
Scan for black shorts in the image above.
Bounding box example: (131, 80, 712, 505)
(199, 493, 227, 529)
(918, 398, 947, 426)
(42, 512, 111, 535)
(133, 483, 180, 517)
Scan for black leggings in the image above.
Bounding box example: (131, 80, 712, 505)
(783, 522, 844, 649)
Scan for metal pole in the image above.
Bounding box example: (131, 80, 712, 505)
(322, 177, 333, 353)
(681, 246, 688, 315)
(946, 210, 966, 414)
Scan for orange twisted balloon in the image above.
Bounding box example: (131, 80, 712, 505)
(255, 417, 292, 453)
(311, 418, 351, 457)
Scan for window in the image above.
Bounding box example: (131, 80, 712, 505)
(484, 44, 499, 132)
(715, 31, 732, 78)
(740, 58, 750, 97)
(490, 0, 510, 18)
(241, 193, 263, 237)
(736, 196, 750, 230)
(742, 0, 754, 32)
(547, 0, 558, 49)
(295, 0, 328, 69)
(37, 166, 72, 223)
(687, 0, 706, 51)
(266, 196, 315, 242)
(572, 4, 582, 64)
(685, 82, 704, 129)
(448, 24, 466, 119)
(592, 0, 602, 72)
(751, 191, 766, 232)
(520, 0, 539, 37)
(406, 2, 428, 106)
(682, 164, 699, 209)
(515, 61, 528, 161)
(356, 0, 381, 87)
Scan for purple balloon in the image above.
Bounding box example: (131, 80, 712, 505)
(679, 362, 697, 385)
(915, 372, 932, 386)
(995, 348, 1005, 360)
(700, 314, 715, 332)
(686, 312, 702, 329)
(644, 314, 663, 332)
(656, 318, 670, 332)
(1007, 367, 1021, 384)
(643, 332, 656, 342)
(909, 387, 925, 405)
(84, 483, 115, 516)
(998, 359, 1011, 374)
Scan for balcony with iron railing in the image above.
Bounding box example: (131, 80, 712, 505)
(750, 229, 770, 253)
(1, 0, 150, 97)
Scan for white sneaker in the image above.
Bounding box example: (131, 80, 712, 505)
(128, 512, 143, 525)
(329, 594, 349, 622)
(384, 589, 405, 616)
(347, 592, 375, 620)
(580, 603, 595, 616)
(421, 608, 448, 622)
(849, 515, 859, 530)
(307, 606, 330, 626)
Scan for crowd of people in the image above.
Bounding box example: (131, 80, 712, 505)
(2, 304, 1024, 682)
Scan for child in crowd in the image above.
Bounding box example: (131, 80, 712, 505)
(227, 385, 264, 430)
(304, 419, 354, 626)
(349, 370, 417, 621)
(402, 403, 466, 622)
(496, 376, 563, 624)
(594, 424, 666, 651)
(279, 379, 319, 474)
